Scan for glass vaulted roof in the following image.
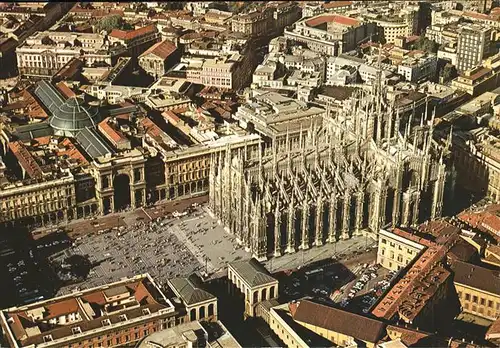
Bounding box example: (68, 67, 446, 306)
(34, 80, 101, 135)
(49, 96, 100, 133)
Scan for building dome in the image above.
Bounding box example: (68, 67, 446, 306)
(49, 96, 101, 137)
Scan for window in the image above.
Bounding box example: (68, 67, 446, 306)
(480, 298, 486, 306)
(43, 335, 53, 343)
(488, 300, 493, 308)
(465, 293, 471, 301)
(473, 295, 478, 303)
(119, 314, 128, 321)
(101, 319, 111, 327)
(71, 327, 82, 334)
(142, 308, 151, 315)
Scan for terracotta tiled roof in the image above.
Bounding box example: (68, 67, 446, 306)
(322, 1, 353, 9)
(451, 260, 500, 295)
(8, 141, 43, 178)
(43, 298, 80, 320)
(464, 11, 491, 20)
(55, 81, 76, 99)
(98, 117, 127, 144)
(58, 138, 88, 164)
(292, 300, 386, 343)
(109, 24, 157, 41)
(141, 117, 164, 138)
(5, 277, 168, 347)
(92, 9, 124, 18)
(163, 110, 180, 124)
(482, 214, 500, 234)
(486, 317, 500, 340)
(392, 228, 435, 247)
(139, 40, 177, 60)
(386, 325, 434, 346)
(305, 14, 359, 27)
(373, 226, 459, 321)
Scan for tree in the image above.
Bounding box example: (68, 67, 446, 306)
(95, 15, 132, 33)
(96, 15, 122, 32)
(441, 63, 457, 82)
(414, 37, 438, 53)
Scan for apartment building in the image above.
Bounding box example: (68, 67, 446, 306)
(108, 24, 161, 59)
(231, 8, 274, 37)
(452, 260, 500, 321)
(361, 7, 418, 44)
(0, 274, 187, 348)
(396, 51, 437, 83)
(452, 66, 500, 97)
(181, 50, 253, 91)
(456, 24, 491, 72)
(377, 228, 428, 271)
(326, 55, 399, 86)
(284, 14, 376, 56)
(450, 128, 500, 202)
(16, 31, 124, 77)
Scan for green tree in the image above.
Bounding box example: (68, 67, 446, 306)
(441, 63, 457, 82)
(96, 15, 122, 32)
(96, 15, 132, 32)
(414, 37, 438, 53)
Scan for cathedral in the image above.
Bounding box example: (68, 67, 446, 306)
(209, 75, 452, 260)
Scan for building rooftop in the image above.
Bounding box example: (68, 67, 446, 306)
(136, 320, 241, 348)
(305, 14, 360, 28)
(450, 260, 500, 296)
(372, 223, 459, 322)
(168, 274, 216, 306)
(34, 80, 101, 136)
(75, 127, 114, 159)
(139, 39, 177, 60)
(137, 320, 206, 348)
(291, 299, 387, 344)
(0, 274, 175, 348)
(229, 258, 277, 288)
(109, 24, 157, 41)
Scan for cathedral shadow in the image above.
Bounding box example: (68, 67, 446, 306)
(0, 224, 63, 308)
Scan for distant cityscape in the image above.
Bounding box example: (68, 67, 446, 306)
(0, 1, 499, 348)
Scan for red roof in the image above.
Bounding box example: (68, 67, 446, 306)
(8, 141, 43, 178)
(305, 14, 359, 27)
(482, 214, 500, 234)
(44, 299, 80, 320)
(109, 24, 157, 41)
(98, 117, 127, 144)
(322, 1, 353, 9)
(141, 117, 164, 139)
(55, 81, 76, 99)
(464, 11, 491, 20)
(163, 110, 180, 124)
(139, 40, 177, 60)
(92, 9, 124, 18)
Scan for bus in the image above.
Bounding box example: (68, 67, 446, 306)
(304, 268, 324, 280)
